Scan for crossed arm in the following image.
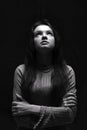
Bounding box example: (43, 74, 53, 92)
(12, 65, 77, 128)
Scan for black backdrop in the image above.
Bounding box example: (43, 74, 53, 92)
(0, 0, 87, 130)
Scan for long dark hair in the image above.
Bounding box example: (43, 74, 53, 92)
(22, 19, 69, 102)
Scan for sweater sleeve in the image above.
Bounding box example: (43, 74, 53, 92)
(12, 65, 38, 128)
(38, 65, 77, 128)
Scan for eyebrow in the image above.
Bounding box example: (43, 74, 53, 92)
(34, 30, 53, 33)
(34, 30, 42, 33)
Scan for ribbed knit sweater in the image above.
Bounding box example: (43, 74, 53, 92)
(12, 64, 77, 130)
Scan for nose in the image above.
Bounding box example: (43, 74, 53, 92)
(42, 33, 47, 40)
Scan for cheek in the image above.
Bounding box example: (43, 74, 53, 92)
(34, 37, 41, 44)
(51, 38, 55, 45)
(51, 39, 55, 48)
(34, 38, 38, 45)
(34, 38, 40, 48)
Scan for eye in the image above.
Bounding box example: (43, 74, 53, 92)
(47, 31, 53, 36)
(34, 31, 42, 37)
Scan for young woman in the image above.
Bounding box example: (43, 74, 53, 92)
(12, 19, 77, 130)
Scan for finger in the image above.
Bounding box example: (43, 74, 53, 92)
(12, 105, 18, 110)
(64, 103, 76, 107)
(12, 101, 18, 106)
(63, 100, 76, 104)
(64, 100, 76, 104)
(12, 106, 18, 110)
(12, 111, 18, 116)
(63, 102, 77, 107)
(12, 101, 22, 106)
(63, 100, 76, 105)
(12, 108, 15, 112)
(12, 111, 24, 116)
(63, 97, 77, 101)
(65, 93, 76, 96)
(63, 96, 76, 100)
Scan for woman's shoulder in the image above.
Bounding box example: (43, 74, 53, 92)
(15, 64, 25, 75)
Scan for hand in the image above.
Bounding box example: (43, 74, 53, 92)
(63, 96, 77, 107)
(12, 101, 30, 116)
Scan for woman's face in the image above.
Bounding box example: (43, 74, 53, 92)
(33, 24, 55, 52)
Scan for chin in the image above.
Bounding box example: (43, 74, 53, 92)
(40, 46, 54, 52)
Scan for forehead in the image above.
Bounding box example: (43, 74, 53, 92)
(34, 25, 53, 32)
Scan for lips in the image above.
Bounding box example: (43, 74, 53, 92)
(40, 41, 49, 45)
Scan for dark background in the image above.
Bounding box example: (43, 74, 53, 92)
(0, 0, 87, 130)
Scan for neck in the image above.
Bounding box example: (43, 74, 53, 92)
(36, 52, 53, 70)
